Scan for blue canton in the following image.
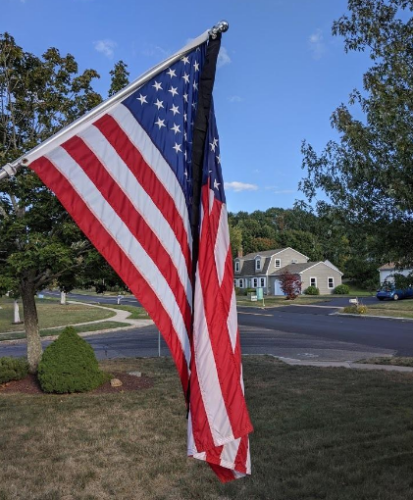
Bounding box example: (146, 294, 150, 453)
(204, 102, 226, 204)
(121, 44, 206, 209)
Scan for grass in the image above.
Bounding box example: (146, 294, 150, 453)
(358, 356, 413, 367)
(236, 295, 331, 307)
(0, 321, 132, 342)
(0, 298, 116, 334)
(364, 298, 413, 319)
(2, 356, 413, 499)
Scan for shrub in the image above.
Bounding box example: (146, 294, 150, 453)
(38, 326, 108, 393)
(333, 284, 350, 295)
(343, 304, 368, 314)
(0, 357, 29, 384)
(304, 286, 320, 295)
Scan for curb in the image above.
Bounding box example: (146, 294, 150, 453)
(333, 311, 413, 321)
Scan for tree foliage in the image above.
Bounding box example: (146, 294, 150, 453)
(280, 272, 302, 300)
(301, 0, 413, 268)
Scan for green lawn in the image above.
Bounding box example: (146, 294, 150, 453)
(1, 356, 413, 499)
(236, 295, 332, 307)
(365, 298, 413, 319)
(0, 298, 116, 333)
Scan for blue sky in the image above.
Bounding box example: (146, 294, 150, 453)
(2, 0, 371, 213)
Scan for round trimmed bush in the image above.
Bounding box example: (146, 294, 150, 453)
(38, 326, 107, 393)
(0, 357, 28, 384)
(333, 284, 350, 295)
(304, 286, 320, 295)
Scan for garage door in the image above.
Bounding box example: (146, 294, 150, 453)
(273, 279, 284, 296)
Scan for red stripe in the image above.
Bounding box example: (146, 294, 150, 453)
(197, 186, 253, 439)
(208, 463, 235, 483)
(94, 114, 192, 276)
(234, 435, 249, 475)
(30, 156, 189, 393)
(61, 135, 192, 336)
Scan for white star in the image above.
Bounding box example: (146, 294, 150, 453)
(172, 142, 182, 153)
(170, 104, 180, 115)
(182, 73, 190, 84)
(183, 113, 187, 122)
(171, 123, 181, 134)
(183, 93, 188, 102)
(137, 93, 147, 105)
(184, 131, 188, 140)
(193, 81, 198, 91)
(212, 137, 219, 147)
(154, 99, 164, 110)
(184, 151, 188, 160)
(181, 56, 190, 65)
(194, 61, 200, 71)
(152, 81, 162, 91)
(168, 86, 178, 97)
(154, 117, 166, 129)
(210, 141, 216, 152)
(214, 179, 220, 190)
(184, 168, 188, 177)
(167, 68, 177, 78)
(216, 155, 221, 164)
(192, 102, 197, 110)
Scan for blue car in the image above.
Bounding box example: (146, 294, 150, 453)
(376, 284, 413, 301)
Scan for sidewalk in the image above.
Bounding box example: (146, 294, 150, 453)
(276, 356, 413, 373)
(0, 301, 154, 345)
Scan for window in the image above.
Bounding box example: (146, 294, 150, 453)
(253, 278, 258, 288)
(235, 261, 240, 272)
(275, 259, 281, 268)
(310, 277, 317, 288)
(239, 279, 244, 288)
(328, 277, 334, 289)
(255, 258, 261, 271)
(260, 278, 265, 287)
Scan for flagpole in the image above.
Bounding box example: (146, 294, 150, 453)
(0, 20, 229, 182)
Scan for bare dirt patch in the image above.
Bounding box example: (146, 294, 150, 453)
(0, 372, 153, 395)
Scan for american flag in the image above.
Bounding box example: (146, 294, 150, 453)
(27, 36, 252, 481)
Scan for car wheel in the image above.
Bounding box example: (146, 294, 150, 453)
(393, 294, 399, 301)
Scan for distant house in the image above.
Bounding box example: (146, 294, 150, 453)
(234, 247, 343, 295)
(378, 263, 413, 284)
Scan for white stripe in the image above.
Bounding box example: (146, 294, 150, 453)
(77, 125, 192, 305)
(227, 287, 238, 353)
(219, 438, 241, 470)
(46, 146, 191, 366)
(193, 262, 235, 446)
(214, 202, 230, 286)
(109, 104, 192, 253)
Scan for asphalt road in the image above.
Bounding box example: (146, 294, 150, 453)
(1, 293, 412, 362)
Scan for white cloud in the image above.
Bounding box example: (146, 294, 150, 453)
(273, 189, 296, 195)
(228, 95, 244, 103)
(308, 29, 326, 60)
(218, 46, 231, 68)
(225, 181, 258, 193)
(141, 43, 170, 58)
(94, 39, 117, 59)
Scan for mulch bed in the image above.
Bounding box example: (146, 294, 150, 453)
(0, 372, 153, 395)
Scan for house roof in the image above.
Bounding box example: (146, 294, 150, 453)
(240, 248, 285, 260)
(272, 262, 317, 276)
(272, 261, 344, 277)
(378, 262, 396, 271)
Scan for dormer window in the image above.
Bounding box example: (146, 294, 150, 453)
(235, 260, 240, 272)
(255, 256, 261, 271)
(275, 259, 281, 268)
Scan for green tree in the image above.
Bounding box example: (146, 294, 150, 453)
(109, 60, 130, 96)
(0, 33, 102, 372)
(301, 0, 413, 268)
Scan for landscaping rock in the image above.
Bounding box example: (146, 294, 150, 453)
(110, 378, 123, 387)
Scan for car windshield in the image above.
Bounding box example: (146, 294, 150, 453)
(380, 284, 394, 291)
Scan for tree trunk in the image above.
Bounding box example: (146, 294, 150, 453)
(20, 278, 42, 374)
(12, 300, 22, 324)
